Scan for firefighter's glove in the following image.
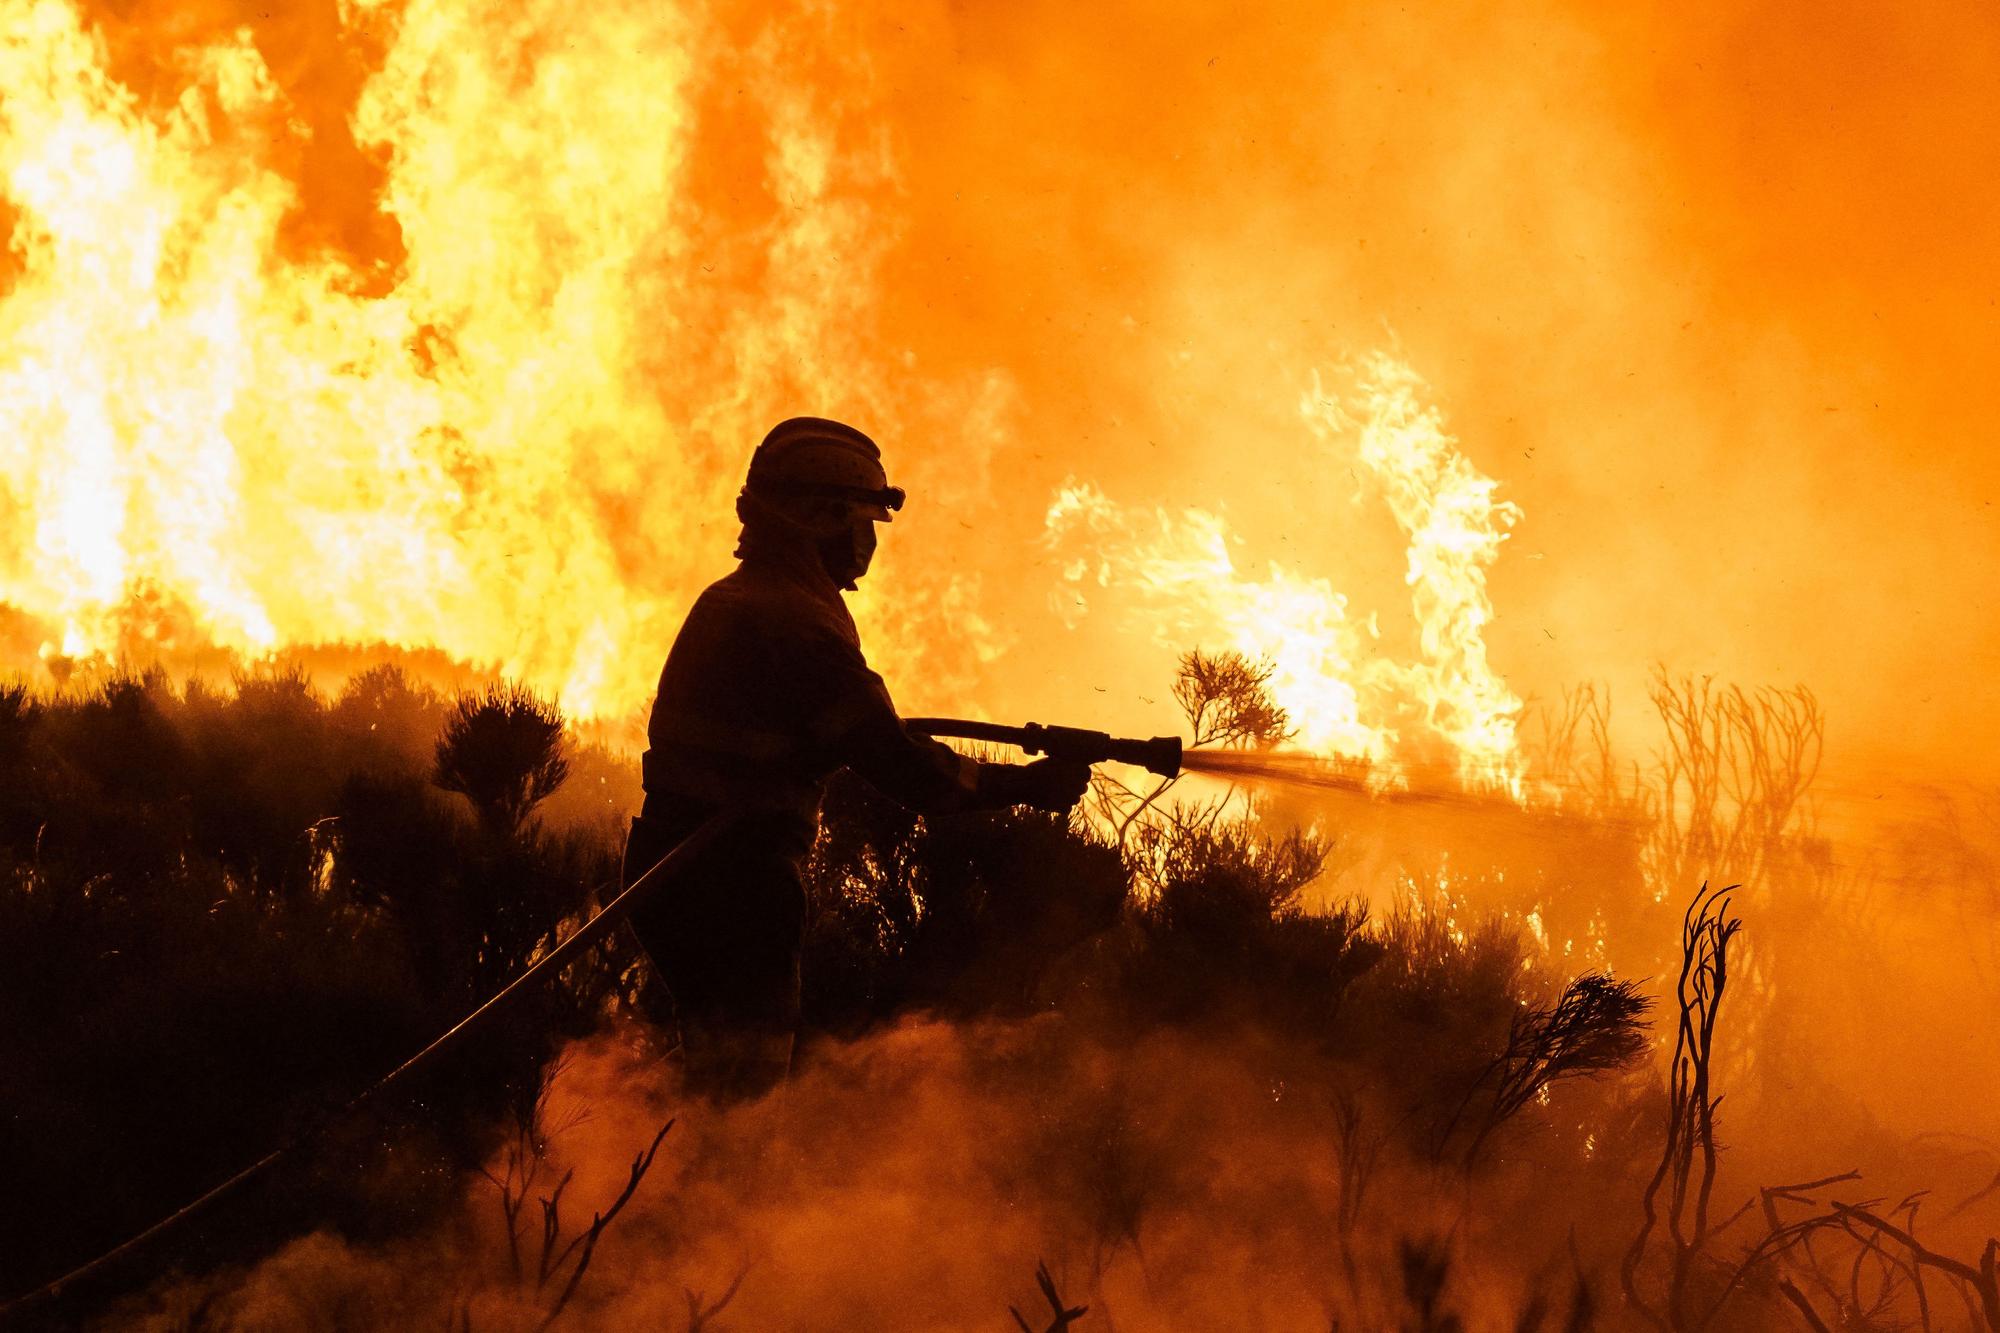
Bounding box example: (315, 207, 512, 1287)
(983, 756, 1092, 813)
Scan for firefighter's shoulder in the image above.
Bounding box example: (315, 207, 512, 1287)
(692, 566, 859, 657)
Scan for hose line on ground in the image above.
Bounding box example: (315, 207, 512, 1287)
(0, 807, 742, 1326)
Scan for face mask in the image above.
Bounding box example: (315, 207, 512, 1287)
(816, 510, 879, 590)
(849, 514, 878, 580)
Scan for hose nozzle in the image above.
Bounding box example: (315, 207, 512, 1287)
(1020, 723, 1182, 778)
(904, 717, 1183, 779)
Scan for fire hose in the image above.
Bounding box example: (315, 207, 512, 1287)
(2, 719, 1181, 1321)
(0, 809, 742, 1324)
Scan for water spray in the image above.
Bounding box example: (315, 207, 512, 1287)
(908, 719, 1428, 799)
(906, 719, 1554, 817)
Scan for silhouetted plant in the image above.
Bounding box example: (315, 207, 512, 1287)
(0, 673, 621, 1305)
(905, 804, 1129, 1014)
(193, 666, 339, 896)
(1011, 1260, 1087, 1332)
(535, 1120, 674, 1328)
(681, 1269, 750, 1332)
(0, 659, 1682, 1324)
(1129, 818, 1380, 1033)
(0, 681, 34, 843)
(433, 684, 571, 839)
(1713, 1171, 2000, 1331)
(334, 663, 446, 773)
(65, 668, 189, 803)
(1647, 674, 1822, 898)
(1172, 648, 1294, 750)
(1332, 1090, 1381, 1283)
(1340, 896, 1535, 1148)
(1398, 1237, 1465, 1333)
(1451, 972, 1651, 1165)
(1097, 647, 1293, 851)
(1529, 682, 1646, 822)
(1148, 820, 1326, 937)
(1621, 882, 1742, 1331)
(0, 679, 31, 756)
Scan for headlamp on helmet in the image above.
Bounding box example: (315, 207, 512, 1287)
(745, 417, 904, 521)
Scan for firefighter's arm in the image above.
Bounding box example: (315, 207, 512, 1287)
(817, 667, 1088, 814)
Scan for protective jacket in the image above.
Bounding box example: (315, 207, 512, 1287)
(639, 529, 988, 854)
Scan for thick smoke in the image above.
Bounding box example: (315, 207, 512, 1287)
(123, 1022, 1600, 1329)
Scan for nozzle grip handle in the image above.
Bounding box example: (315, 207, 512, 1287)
(903, 718, 1183, 779)
(1020, 724, 1182, 779)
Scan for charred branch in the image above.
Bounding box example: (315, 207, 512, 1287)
(536, 1119, 673, 1329)
(1620, 882, 1742, 1331)
(1010, 1260, 1088, 1332)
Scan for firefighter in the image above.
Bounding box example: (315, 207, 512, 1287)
(624, 416, 1090, 1099)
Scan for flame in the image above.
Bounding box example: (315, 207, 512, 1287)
(0, 0, 1520, 773)
(0, 0, 944, 718)
(1304, 354, 1525, 789)
(1047, 356, 1523, 787)
(1045, 479, 1390, 758)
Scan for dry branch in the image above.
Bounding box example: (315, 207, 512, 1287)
(536, 1119, 674, 1329)
(1010, 1260, 1087, 1332)
(1620, 882, 1742, 1330)
(1709, 1172, 2000, 1331)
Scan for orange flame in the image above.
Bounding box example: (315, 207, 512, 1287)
(1047, 357, 1523, 785)
(1305, 355, 1524, 789)
(0, 0, 950, 717)
(1, 0, 1521, 781)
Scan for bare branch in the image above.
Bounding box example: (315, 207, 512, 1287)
(1009, 1260, 1088, 1332)
(1621, 882, 1742, 1330)
(684, 1265, 750, 1332)
(539, 1120, 674, 1329)
(1775, 1278, 1831, 1333)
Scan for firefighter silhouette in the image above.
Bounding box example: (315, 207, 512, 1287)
(625, 417, 1089, 1098)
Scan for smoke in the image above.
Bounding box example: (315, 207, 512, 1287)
(120, 1021, 1595, 1330)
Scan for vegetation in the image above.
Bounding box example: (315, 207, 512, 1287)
(0, 666, 626, 1311)
(0, 651, 1981, 1329)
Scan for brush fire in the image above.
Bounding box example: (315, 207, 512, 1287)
(1, 0, 1997, 1328)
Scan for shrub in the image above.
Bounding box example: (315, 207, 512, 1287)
(432, 684, 571, 839)
(1126, 819, 1378, 1033)
(0, 675, 616, 1304)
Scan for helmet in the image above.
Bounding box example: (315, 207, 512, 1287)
(745, 417, 905, 521)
